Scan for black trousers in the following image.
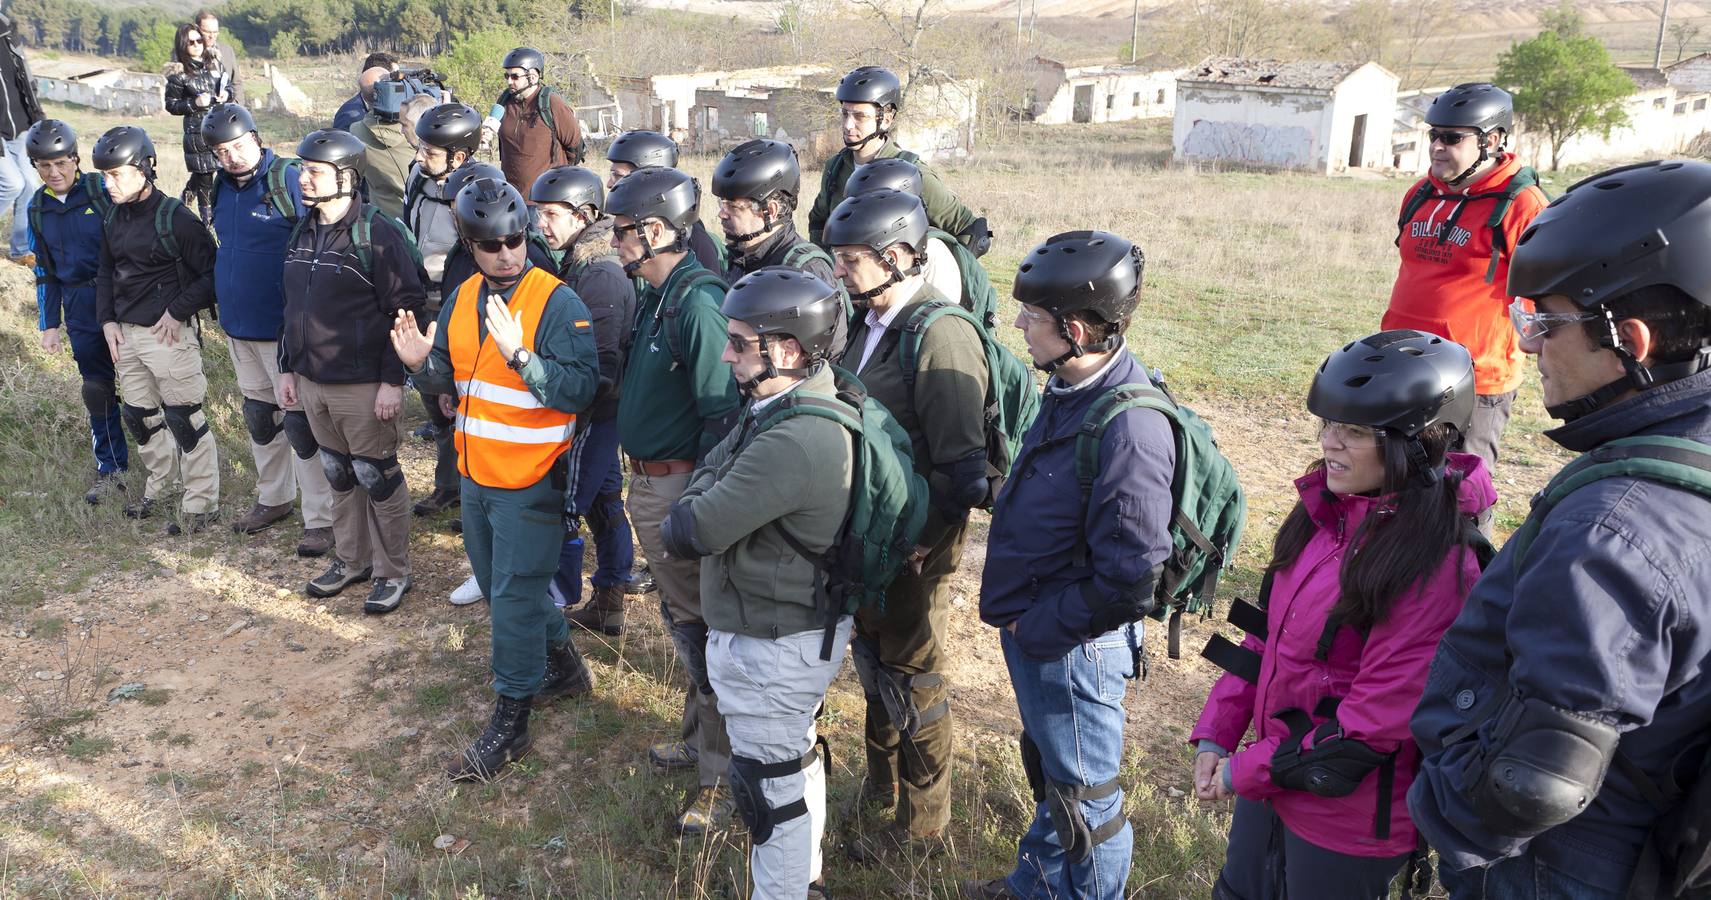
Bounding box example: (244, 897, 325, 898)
(1215, 797, 1409, 900)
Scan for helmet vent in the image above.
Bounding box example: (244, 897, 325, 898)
(1399, 346, 1424, 356)
(1661, 162, 1684, 171)
(1345, 375, 1372, 387)
(1018, 263, 1034, 273)
(1363, 355, 1385, 362)
(1595, 181, 1624, 191)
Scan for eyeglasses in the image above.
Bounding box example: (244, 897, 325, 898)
(717, 198, 758, 215)
(840, 110, 878, 125)
(1319, 421, 1385, 448)
(612, 222, 644, 240)
(472, 233, 526, 253)
(832, 249, 879, 268)
(1508, 298, 1601, 340)
(726, 332, 757, 353)
(1428, 129, 1476, 146)
(1017, 308, 1054, 325)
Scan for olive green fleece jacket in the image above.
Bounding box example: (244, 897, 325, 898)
(617, 254, 742, 462)
(807, 136, 977, 247)
(839, 282, 988, 548)
(684, 365, 855, 639)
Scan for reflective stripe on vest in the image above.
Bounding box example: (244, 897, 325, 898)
(448, 266, 576, 488)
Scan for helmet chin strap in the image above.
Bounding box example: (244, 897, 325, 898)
(1546, 306, 1711, 421)
(734, 335, 809, 397)
(848, 251, 919, 307)
(725, 207, 778, 245)
(621, 219, 684, 276)
(302, 170, 356, 205)
(1445, 131, 1494, 187)
(1403, 438, 1445, 489)
(844, 109, 892, 151)
(1035, 316, 1120, 374)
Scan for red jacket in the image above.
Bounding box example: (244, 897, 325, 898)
(1384, 155, 1547, 396)
(1190, 453, 1496, 858)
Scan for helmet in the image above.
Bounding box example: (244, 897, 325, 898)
(442, 161, 504, 203)
(531, 165, 605, 213)
(453, 177, 531, 240)
(414, 103, 482, 155)
(606, 130, 678, 170)
(296, 129, 367, 172)
(846, 157, 922, 198)
(722, 266, 844, 363)
(606, 166, 700, 232)
(502, 47, 545, 74)
(837, 66, 902, 110)
(91, 126, 156, 173)
(25, 119, 77, 161)
(822, 188, 926, 255)
(200, 104, 256, 148)
(1012, 230, 1144, 325)
(711, 139, 799, 204)
(1426, 82, 1513, 134)
(1307, 330, 1476, 440)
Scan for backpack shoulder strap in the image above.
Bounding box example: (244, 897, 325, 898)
(85, 174, 111, 220)
(1395, 177, 1436, 246)
(154, 196, 182, 259)
(894, 148, 921, 165)
(783, 241, 832, 269)
(1509, 435, 1711, 567)
(1480, 165, 1540, 283)
(536, 84, 557, 131)
(660, 271, 728, 367)
(1072, 381, 1177, 498)
(895, 299, 975, 391)
(265, 156, 299, 220)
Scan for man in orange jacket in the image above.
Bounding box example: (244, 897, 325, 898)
(1384, 83, 1547, 493)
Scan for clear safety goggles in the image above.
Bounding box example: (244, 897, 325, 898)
(1508, 298, 1601, 341)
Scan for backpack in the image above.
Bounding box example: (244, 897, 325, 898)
(30, 172, 111, 244)
(782, 241, 852, 323)
(1062, 364, 1246, 659)
(212, 155, 298, 221)
(656, 271, 729, 368)
(291, 204, 430, 287)
(757, 366, 929, 661)
(894, 299, 1039, 506)
(1394, 165, 1544, 284)
(497, 84, 584, 165)
(101, 193, 215, 317)
(924, 226, 999, 332)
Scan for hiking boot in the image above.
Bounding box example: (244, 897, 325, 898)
(847, 824, 948, 864)
(363, 576, 410, 615)
(539, 638, 593, 699)
(674, 785, 734, 836)
(624, 564, 656, 595)
(958, 879, 1018, 900)
(858, 775, 897, 811)
(85, 471, 126, 505)
(166, 509, 220, 536)
(565, 584, 625, 636)
(448, 574, 485, 606)
(649, 740, 699, 773)
(123, 496, 157, 519)
(807, 883, 832, 900)
(412, 487, 460, 516)
(446, 694, 533, 781)
(9, 252, 35, 268)
(231, 501, 293, 534)
(306, 560, 372, 598)
(296, 527, 334, 558)
(412, 421, 439, 441)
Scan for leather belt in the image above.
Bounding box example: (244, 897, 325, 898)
(629, 457, 694, 476)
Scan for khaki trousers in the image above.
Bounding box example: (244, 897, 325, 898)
(114, 321, 218, 513)
(296, 378, 411, 578)
(228, 338, 334, 528)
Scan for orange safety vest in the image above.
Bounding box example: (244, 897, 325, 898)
(448, 267, 576, 489)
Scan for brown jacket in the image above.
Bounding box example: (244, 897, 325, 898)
(497, 86, 583, 198)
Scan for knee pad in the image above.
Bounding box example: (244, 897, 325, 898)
(662, 604, 713, 695)
(121, 403, 162, 445)
(351, 454, 405, 501)
(282, 410, 319, 460)
(241, 397, 283, 445)
(319, 448, 356, 492)
(161, 403, 209, 452)
(1041, 770, 1124, 864)
(851, 636, 884, 699)
(729, 745, 821, 845)
(854, 638, 946, 739)
(80, 378, 116, 418)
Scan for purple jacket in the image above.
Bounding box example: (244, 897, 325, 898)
(1191, 452, 1496, 858)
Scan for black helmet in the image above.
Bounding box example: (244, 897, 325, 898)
(454, 177, 531, 240)
(837, 66, 902, 110)
(606, 130, 678, 170)
(711, 139, 799, 204)
(723, 266, 844, 366)
(606, 166, 700, 232)
(1307, 330, 1475, 440)
(442, 161, 504, 203)
(25, 119, 77, 161)
(531, 165, 604, 213)
(823, 188, 927, 255)
(846, 157, 922, 198)
(415, 103, 482, 155)
(296, 129, 366, 172)
(1426, 82, 1513, 134)
(502, 47, 545, 74)
(91, 126, 156, 173)
(1013, 230, 1144, 325)
(200, 103, 256, 147)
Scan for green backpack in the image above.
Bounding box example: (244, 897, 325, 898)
(758, 366, 929, 660)
(895, 299, 1039, 505)
(656, 271, 730, 368)
(1395, 165, 1545, 284)
(924, 226, 999, 332)
(212, 155, 298, 221)
(1066, 364, 1246, 658)
(496, 84, 584, 164)
(30, 172, 111, 243)
(291, 204, 429, 286)
(782, 241, 852, 324)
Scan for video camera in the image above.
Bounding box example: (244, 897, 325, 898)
(373, 67, 449, 122)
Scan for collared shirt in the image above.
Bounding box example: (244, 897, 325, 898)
(750, 376, 806, 415)
(857, 294, 912, 372)
(1048, 349, 1125, 396)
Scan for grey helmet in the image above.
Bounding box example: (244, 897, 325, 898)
(723, 266, 844, 383)
(606, 166, 700, 270)
(712, 139, 799, 242)
(1307, 329, 1475, 484)
(606, 130, 679, 170)
(1426, 82, 1513, 135)
(25, 119, 77, 161)
(415, 103, 483, 155)
(846, 157, 923, 198)
(823, 189, 928, 305)
(1012, 230, 1145, 371)
(442, 161, 504, 203)
(453, 177, 531, 240)
(296, 129, 366, 173)
(837, 66, 902, 110)
(1508, 159, 1711, 420)
(502, 47, 545, 75)
(91, 126, 157, 177)
(199, 103, 256, 148)
(531, 165, 605, 215)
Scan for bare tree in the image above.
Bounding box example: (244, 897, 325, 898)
(1670, 20, 1703, 64)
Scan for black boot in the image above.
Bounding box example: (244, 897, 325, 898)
(539, 638, 593, 700)
(446, 694, 533, 781)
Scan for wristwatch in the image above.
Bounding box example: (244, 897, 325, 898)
(507, 348, 531, 371)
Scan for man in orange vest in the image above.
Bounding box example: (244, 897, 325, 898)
(1385, 83, 1548, 499)
(390, 176, 602, 781)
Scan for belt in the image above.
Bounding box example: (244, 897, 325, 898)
(628, 457, 694, 476)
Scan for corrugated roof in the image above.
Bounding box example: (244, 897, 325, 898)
(1620, 66, 1670, 90)
(1181, 56, 1366, 91)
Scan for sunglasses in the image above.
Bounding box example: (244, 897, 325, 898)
(1428, 129, 1476, 146)
(187, 38, 204, 45)
(1508, 299, 1601, 340)
(726, 332, 757, 353)
(473, 233, 526, 253)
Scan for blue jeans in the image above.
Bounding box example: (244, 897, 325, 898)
(1439, 854, 1625, 900)
(67, 319, 128, 474)
(0, 135, 42, 256)
(548, 417, 634, 607)
(1000, 626, 1137, 900)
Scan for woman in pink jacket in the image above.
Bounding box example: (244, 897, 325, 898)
(1192, 330, 1497, 899)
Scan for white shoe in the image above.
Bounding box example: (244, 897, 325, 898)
(448, 574, 485, 606)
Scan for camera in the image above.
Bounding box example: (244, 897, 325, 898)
(373, 67, 449, 121)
